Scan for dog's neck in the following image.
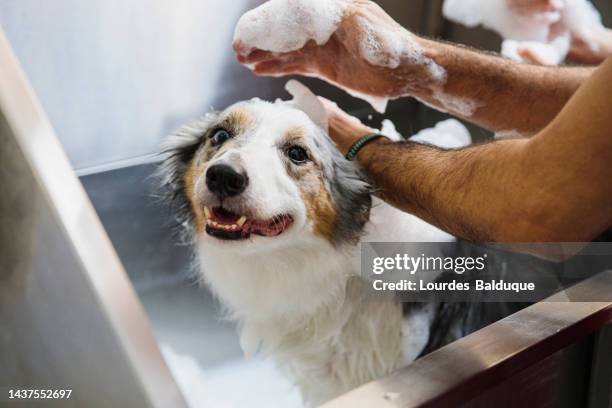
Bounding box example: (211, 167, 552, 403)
(197, 235, 360, 324)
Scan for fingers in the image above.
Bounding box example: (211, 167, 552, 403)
(518, 46, 548, 65)
(233, 40, 315, 63)
(236, 48, 314, 77)
(508, 0, 564, 14)
(252, 59, 305, 76)
(236, 48, 278, 64)
(243, 48, 315, 76)
(317, 96, 336, 109)
(319, 98, 375, 155)
(567, 45, 607, 65)
(566, 29, 612, 65)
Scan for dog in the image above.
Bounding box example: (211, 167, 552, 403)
(162, 82, 463, 406)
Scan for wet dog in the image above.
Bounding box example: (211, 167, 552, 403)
(162, 82, 456, 406)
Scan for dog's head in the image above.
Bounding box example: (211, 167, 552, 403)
(162, 97, 371, 255)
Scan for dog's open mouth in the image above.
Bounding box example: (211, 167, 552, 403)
(204, 206, 293, 240)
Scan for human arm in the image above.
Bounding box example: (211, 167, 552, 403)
(323, 58, 612, 243)
(235, 0, 594, 135)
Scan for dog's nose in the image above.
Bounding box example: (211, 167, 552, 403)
(206, 164, 248, 199)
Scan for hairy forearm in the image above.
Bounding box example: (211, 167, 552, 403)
(357, 138, 538, 241)
(356, 60, 612, 243)
(400, 38, 594, 135)
(358, 134, 611, 243)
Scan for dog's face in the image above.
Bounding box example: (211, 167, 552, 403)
(163, 99, 371, 255)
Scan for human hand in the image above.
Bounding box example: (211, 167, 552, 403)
(506, 0, 564, 15)
(318, 97, 376, 156)
(234, 0, 430, 98)
(506, 0, 612, 65)
(567, 28, 612, 65)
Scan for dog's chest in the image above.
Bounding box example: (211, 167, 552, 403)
(271, 294, 405, 406)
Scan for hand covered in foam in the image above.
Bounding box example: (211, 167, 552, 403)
(234, 0, 444, 112)
(444, 0, 611, 65)
(507, 0, 612, 65)
(506, 0, 564, 15)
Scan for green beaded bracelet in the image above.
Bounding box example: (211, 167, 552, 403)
(345, 133, 387, 161)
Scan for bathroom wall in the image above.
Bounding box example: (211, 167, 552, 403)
(0, 0, 280, 171)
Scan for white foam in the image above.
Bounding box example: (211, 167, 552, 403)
(501, 36, 570, 65)
(431, 90, 482, 117)
(235, 0, 447, 113)
(380, 119, 403, 141)
(304, 72, 390, 113)
(410, 119, 472, 149)
(443, 0, 558, 42)
(284, 79, 329, 131)
(563, 0, 607, 52)
(443, 0, 606, 65)
(161, 344, 302, 408)
(354, 15, 429, 70)
(378, 118, 472, 149)
(343, 86, 390, 113)
(234, 0, 346, 54)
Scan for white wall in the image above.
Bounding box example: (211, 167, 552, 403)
(0, 0, 287, 170)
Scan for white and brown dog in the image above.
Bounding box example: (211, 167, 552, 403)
(162, 82, 462, 406)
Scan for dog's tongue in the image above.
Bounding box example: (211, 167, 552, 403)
(212, 207, 240, 223)
(248, 216, 293, 237)
(210, 207, 293, 237)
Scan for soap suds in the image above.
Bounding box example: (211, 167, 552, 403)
(308, 72, 390, 113)
(234, 0, 447, 113)
(280, 82, 472, 151)
(410, 119, 472, 149)
(432, 90, 482, 117)
(443, 0, 606, 65)
(380, 119, 403, 141)
(162, 345, 301, 408)
(379, 118, 472, 149)
(353, 15, 432, 71)
(343, 87, 390, 113)
(284, 79, 328, 131)
(501, 36, 570, 65)
(234, 0, 346, 54)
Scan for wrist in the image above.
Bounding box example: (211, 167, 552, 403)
(355, 137, 394, 166)
(396, 36, 446, 97)
(331, 124, 377, 156)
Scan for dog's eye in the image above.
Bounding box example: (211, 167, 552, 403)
(210, 129, 231, 146)
(286, 146, 309, 164)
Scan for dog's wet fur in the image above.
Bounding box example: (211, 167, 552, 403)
(161, 98, 532, 406)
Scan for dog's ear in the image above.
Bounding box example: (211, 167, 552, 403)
(284, 80, 329, 131)
(326, 147, 372, 246)
(158, 114, 218, 240)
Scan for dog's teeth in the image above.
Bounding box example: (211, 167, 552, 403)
(237, 216, 247, 227)
(204, 207, 211, 218)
